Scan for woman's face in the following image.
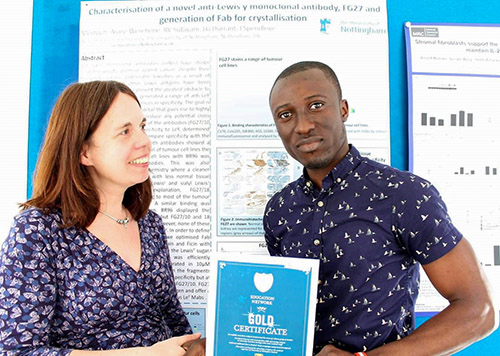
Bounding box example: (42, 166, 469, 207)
(80, 92, 151, 196)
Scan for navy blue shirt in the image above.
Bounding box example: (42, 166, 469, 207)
(263, 145, 462, 353)
(0, 209, 191, 355)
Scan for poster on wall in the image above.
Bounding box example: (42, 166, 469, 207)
(206, 253, 319, 356)
(405, 22, 500, 312)
(79, 0, 390, 333)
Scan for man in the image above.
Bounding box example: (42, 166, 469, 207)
(264, 61, 497, 355)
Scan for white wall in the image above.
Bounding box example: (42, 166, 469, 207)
(0, 1, 32, 239)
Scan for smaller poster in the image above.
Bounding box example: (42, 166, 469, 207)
(206, 253, 319, 356)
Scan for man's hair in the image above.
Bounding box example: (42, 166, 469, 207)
(21, 80, 152, 228)
(270, 61, 343, 99)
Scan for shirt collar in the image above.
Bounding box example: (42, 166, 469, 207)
(300, 144, 363, 194)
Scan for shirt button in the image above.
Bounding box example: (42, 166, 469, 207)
(318, 279, 322, 285)
(317, 201, 324, 207)
(306, 181, 312, 187)
(313, 239, 321, 246)
(336, 178, 342, 183)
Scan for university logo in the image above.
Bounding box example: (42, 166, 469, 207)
(320, 18, 331, 33)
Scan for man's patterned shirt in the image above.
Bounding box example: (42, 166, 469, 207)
(263, 145, 462, 353)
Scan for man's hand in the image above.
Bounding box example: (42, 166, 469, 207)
(183, 336, 206, 356)
(315, 344, 353, 356)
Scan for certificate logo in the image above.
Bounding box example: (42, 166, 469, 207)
(253, 272, 274, 293)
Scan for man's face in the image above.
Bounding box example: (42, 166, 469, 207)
(270, 68, 349, 175)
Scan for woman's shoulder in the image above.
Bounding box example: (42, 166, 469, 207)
(139, 209, 165, 233)
(12, 207, 63, 230)
(140, 209, 163, 225)
(3, 208, 65, 260)
(139, 210, 169, 246)
(10, 207, 86, 248)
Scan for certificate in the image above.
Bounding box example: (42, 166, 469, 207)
(206, 253, 319, 355)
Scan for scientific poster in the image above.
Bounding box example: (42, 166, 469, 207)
(405, 23, 500, 312)
(79, 0, 390, 332)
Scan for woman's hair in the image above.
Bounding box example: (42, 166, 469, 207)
(21, 80, 152, 228)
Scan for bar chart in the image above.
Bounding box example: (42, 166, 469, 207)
(483, 246, 500, 267)
(454, 167, 474, 175)
(421, 111, 473, 127)
(485, 166, 498, 175)
(453, 166, 498, 176)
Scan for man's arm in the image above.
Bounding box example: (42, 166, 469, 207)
(317, 238, 498, 356)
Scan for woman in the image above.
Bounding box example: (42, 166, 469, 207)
(0, 81, 200, 355)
